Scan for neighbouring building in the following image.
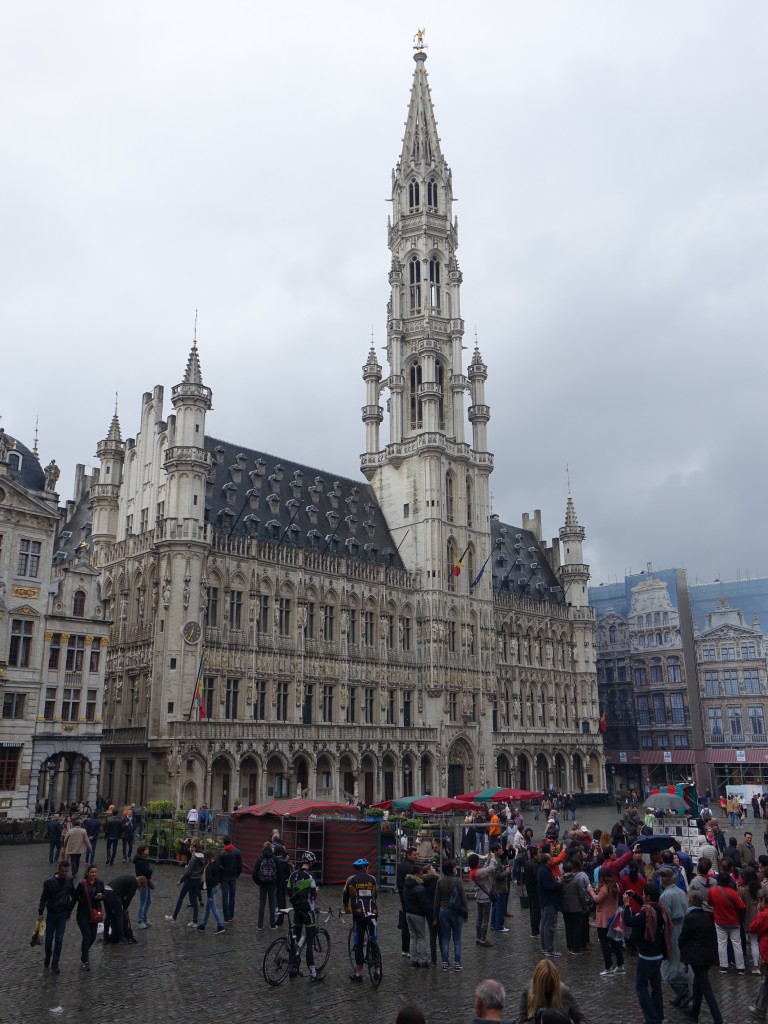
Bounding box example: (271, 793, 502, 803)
(591, 569, 768, 796)
(0, 436, 108, 816)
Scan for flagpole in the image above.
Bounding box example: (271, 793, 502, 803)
(187, 648, 205, 720)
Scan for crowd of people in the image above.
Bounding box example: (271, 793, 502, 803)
(35, 792, 768, 1024)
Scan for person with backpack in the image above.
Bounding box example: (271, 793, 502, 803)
(622, 883, 673, 1024)
(252, 840, 278, 929)
(433, 859, 468, 972)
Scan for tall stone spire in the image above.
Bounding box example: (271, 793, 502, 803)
(559, 491, 589, 609)
(107, 396, 122, 442)
(400, 43, 444, 172)
(361, 37, 493, 585)
(183, 339, 204, 386)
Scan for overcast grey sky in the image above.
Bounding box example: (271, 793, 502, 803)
(1, 2, 766, 586)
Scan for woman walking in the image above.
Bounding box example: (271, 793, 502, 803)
(678, 890, 723, 1024)
(708, 869, 746, 973)
(133, 843, 154, 928)
(197, 851, 225, 934)
(589, 866, 625, 977)
(72, 864, 105, 972)
(561, 861, 589, 956)
(433, 859, 467, 972)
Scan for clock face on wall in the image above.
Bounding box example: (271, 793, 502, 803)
(182, 621, 202, 644)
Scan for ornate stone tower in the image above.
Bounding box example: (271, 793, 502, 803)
(361, 39, 493, 594)
(91, 408, 125, 556)
(558, 493, 598, 719)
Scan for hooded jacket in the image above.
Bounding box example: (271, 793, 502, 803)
(182, 851, 205, 882)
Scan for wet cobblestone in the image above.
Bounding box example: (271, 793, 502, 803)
(1, 807, 757, 1024)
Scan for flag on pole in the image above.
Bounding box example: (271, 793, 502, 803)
(193, 652, 205, 720)
(470, 552, 492, 589)
(599, 710, 607, 734)
(452, 542, 471, 577)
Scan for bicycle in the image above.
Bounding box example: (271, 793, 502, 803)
(345, 910, 383, 986)
(262, 906, 332, 986)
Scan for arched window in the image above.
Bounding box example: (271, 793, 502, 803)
(608, 624, 617, 644)
(73, 590, 86, 617)
(427, 177, 438, 210)
(429, 256, 440, 311)
(408, 180, 420, 211)
(466, 547, 475, 590)
(409, 257, 421, 312)
(435, 359, 444, 426)
(466, 477, 473, 528)
(409, 361, 423, 427)
(447, 538, 457, 593)
(445, 471, 455, 522)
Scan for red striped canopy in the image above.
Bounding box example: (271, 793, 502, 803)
(230, 798, 355, 818)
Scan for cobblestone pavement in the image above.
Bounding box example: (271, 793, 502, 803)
(1, 806, 759, 1024)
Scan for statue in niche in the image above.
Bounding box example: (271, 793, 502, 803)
(119, 597, 127, 621)
(151, 582, 158, 611)
(545, 641, 554, 666)
(183, 581, 190, 609)
(340, 609, 349, 635)
(162, 581, 171, 610)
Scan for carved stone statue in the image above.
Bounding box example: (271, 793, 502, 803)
(182, 581, 190, 609)
(162, 581, 171, 610)
(44, 459, 60, 491)
(0, 428, 8, 461)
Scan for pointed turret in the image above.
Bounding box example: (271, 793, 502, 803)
(183, 339, 204, 386)
(558, 492, 589, 609)
(362, 339, 383, 455)
(468, 340, 490, 453)
(165, 332, 213, 532)
(92, 403, 126, 553)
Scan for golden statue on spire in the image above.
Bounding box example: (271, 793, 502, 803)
(413, 28, 426, 52)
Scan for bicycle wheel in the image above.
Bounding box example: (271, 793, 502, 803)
(347, 925, 356, 970)
(367, 938, 383, 987)
(313, 927, 331, 971)
(263, 936, 293, 986)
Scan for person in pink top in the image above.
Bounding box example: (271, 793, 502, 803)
(707, 868, 746, 972)
(588, 867, 625, 978)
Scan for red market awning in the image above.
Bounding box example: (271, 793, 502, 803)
(230, 798, 355, 819)
(409, 797, 482, 815)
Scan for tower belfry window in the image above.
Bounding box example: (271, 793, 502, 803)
(446, 472, 455, 523)
(466, 477, 473, 528)
(409, 257, 421, 312)
(427, 177, 438, 211)
(435, 359, 445, 427)
(429, 257, 441, 312)
(408, 180, 420, 211)
(409, 362, 423, 427)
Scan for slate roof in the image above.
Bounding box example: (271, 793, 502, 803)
(490, 518, 565, 604)
(204, 435, 404, 568)
(1, 433, 46, 492)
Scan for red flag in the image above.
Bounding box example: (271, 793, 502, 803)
(452, 542, 471, 577)
(599, 710, 607, 733)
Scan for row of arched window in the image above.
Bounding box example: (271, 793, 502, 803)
(408, 177, 439, 212)
(445, 472, 473, 527)
(408, 255, 441, 313)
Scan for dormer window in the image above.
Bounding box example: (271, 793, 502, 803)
(73, 590, 86, 617)
(7, 452, 21, 473)
(408, 180, 420, 210)
(427, 177, 438, 210)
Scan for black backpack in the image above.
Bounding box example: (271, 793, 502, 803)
(256, 856, 276, 883)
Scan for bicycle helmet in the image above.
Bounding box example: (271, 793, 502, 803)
(353, 858, 369, 868)
(299, 851, 316, 865)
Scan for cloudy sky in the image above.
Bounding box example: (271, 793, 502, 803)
(1, 2, 766, 586)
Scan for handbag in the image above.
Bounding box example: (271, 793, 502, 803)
(475, 877, 499, 903)
(84, 883, 104, 925)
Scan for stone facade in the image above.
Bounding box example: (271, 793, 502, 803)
(0, 440, 108, 816)
(55, 44, 603, 810)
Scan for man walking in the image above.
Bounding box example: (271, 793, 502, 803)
(104, 809, 122, 866)
(46, 814, 62, 864)
(218, 834, 243, 924)
(37, 860, 75, 974)
(739, 831, 757, 867)
(84, 811, 100, 865)
(62, 817, 91, 879)
(537, 852, 562, 958)
(659, 867, 690, 1006)
(397, 846, 418, 956)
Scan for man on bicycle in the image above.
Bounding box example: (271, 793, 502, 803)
(287, 851, 324, 983)
(343, 857, 379, 983)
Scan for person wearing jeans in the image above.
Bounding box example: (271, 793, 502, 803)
(197, 852, 225, 934)
(590, 868, 625, 975)
(537, 852, 562, 957)
(490, 847, 511, 932)
(468, 853, 495, 947)
(218, 835, 243, 923)
(433, 860, 467, 971)
(165, 840, 204, 925)
(37, 860, 75, 973)
(623, 883, 669, 1024)
(133, 844, 153, 927)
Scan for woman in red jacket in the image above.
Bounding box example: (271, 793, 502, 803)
(707, 870, 746, 972)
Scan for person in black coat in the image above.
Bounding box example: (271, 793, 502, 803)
(272, 844, 292, 915)
(252, 841, 279, 929)
(47, 815, 63, 864)
(218, 835, 244, 924)
(71, 865, 105, 971)
(103, 873, 138, 943)
(37, 861, 76, 973)
(104, 813, 122, 866)
(397, 847, 419, 954)
(523, 847, 542, 938)
(677, 890, 723, 1024)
